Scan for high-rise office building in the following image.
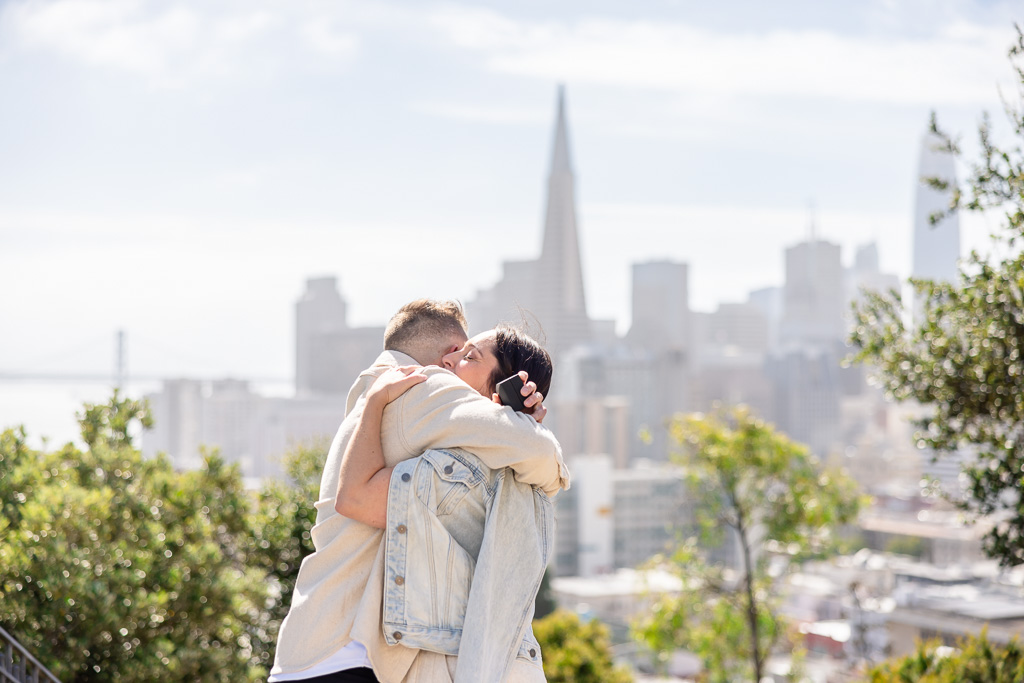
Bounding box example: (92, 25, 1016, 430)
(912, 130, 967, 490)
(627, 261, 689, 354)
(912, 130, 960, 285)
(770, 235, 848, 455)
(846, 242, 901, 312)
(295, 276, 347, 395)
(780, 239, 845, 348)
(767, 349, 843, 457)
(703, 303, 769, 357)
(295, 277, 383, 396)
(748, 285, 783, 351)
(553, 455, 693, 577)
(688, 302, 774, 421)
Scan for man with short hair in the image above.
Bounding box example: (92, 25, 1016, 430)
(270, 299, 566, 683)
(379, 299, 468, 368)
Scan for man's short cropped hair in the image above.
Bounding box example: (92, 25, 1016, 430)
(383, 299, 468, 356)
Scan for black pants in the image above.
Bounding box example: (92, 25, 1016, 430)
(284, 668, 379, 683)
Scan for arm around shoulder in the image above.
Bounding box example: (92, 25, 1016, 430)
(399, 370, 570, 495)
(335, 366, 427, 528)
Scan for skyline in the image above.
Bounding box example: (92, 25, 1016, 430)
(1, 0, 1020, 379)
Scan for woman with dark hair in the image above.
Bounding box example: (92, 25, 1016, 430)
(334, 325, 559, 683)
(489, 326, 553, 405)
(441, 325, 552, 415)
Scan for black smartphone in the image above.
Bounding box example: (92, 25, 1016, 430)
(496, 374, 527, 412)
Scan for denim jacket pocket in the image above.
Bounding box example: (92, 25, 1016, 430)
(422, 449, 485, 516)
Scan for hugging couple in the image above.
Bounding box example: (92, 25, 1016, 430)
(269, 299, 571, 683)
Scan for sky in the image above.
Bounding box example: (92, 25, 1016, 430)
(1, 0, 1021, 380)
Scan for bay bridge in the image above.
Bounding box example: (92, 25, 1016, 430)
(0, 330, 289, 385)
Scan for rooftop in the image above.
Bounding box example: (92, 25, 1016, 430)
(551, 568, 684, 598)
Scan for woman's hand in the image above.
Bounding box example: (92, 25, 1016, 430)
(492, 370, 547, 423)
(367, 365, 428, 406)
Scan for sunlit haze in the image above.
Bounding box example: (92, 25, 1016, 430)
(1, 0, 1018, 380)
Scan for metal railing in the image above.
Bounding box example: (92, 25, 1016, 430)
(0, 626, 60, 683)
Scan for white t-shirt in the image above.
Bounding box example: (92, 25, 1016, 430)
(268, 641, 372, 682)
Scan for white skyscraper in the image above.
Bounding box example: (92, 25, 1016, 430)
(912, 130, 960, 284)
(912, 131, 967, 490)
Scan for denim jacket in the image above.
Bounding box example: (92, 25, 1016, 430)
(382, 448, 554, 683)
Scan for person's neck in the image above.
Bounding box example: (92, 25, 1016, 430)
(387, 347, 430, 366)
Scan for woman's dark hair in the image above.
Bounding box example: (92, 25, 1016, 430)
(488, 325, 553, 414)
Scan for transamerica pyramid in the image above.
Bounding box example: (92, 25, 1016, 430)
(533, 85, 592, 353)
(467, 85, 593, 355)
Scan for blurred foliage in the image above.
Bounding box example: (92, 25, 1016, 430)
(865, 631, 1024, 682)
(882, 535, 927, 559)
(0, 392, 325, 681)
(850, 26, 1024, 567)
(246, 438, 327, 637)
(533, 610, 633, 683)
(634, 406, 863, 683)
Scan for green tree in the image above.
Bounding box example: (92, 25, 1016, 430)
(634, 407, 862, 682)
(865, 631, 1024, 682)
(533, 610, 633, 683)
(0, 393, 270, 681)
(850, 26, 1024, 567)
(882, 535, 926, 559)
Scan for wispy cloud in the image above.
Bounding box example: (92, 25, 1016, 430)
(427, 7, 1014, 106)
(0, 0, 359, 87)
(301, 18, 359, 59)
(3, 0, 204, 82)
(410, 101, 549, 125)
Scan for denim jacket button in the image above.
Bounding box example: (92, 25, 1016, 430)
(401, 472, 411, 482)
(393, 631, 403, 640)
(443, 465, 454, 475)
(397, 524, 407, 534)
(395, 575, 405, 585)
(529, 649, 536, 658)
